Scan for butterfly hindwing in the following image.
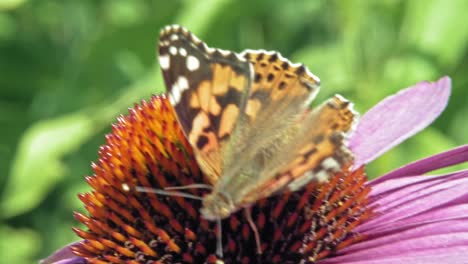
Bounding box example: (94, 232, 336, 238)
(242, 50, 320, 123)
(223, 50, 321, 164)
(213, 50, 357, 206)
(158, 25, 253, 184)
(213, 50, 325, 203)
(241, 95, 357, 203)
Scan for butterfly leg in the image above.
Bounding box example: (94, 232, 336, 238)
(244, 207, 262, 255)
(216, 217, 224, 259)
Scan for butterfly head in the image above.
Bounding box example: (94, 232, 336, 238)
(201, 191, 236, 220)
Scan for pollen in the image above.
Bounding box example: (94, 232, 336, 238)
(71, 95, 372, 263)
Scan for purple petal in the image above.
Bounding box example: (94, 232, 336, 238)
(321, 169, 468, 263)
(320, 238, 468, 264)
(371, 144, 468, 185)
(350, 76, 451, 168)
(40, 241, 86, 264)
(361, 170, 468, 232)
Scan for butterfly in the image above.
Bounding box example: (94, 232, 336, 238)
(158, 25, 357, 221)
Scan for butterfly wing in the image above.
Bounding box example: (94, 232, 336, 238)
(159, 26, 357, 213)
(241, 95, 357, 204)
(221, 50, 320, 171)
(158, 25, 253, 184)
(213, 50, 357, 206)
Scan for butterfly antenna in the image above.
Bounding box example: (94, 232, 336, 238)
(122, 183, 203, 201)
(244, 207, 262, 255)
(165, 183, 213, 191)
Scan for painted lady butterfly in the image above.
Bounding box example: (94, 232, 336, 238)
(158, 25, 357, 221)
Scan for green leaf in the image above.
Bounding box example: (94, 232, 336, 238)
(177, 0, 233, 35)
(1, 114, 94, 219)
(0, 225, 40, 264)
(402, 0, 468, 67)
(0, 0, 28, 11)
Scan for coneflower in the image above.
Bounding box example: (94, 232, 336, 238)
(41, 76, 468, 264)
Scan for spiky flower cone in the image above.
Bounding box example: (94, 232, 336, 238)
(71, 95, 371, 264)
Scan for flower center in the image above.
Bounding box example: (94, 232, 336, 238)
(71, 96, 372, 264)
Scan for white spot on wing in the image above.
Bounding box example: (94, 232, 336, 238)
(316, 171, 329, 183)
(170, 34, 179, 41)
(170, 84, 181, 105)
(170, 76, 190, 105)
(191, 34, 201, 43)
(179, 47, 187, 57)
(187, 55, 200, 71)
(177, 76, 189, 91)
(205, 44, 215, 53)
(169, 93, 177, 105)
(288, 171, 315, 191)
(288, 169, 330, 191)
(159, 54, 170, 70)
(322, 157, 340, 171)
(218, 49, 230, 56)
(169, 46, 177, 55)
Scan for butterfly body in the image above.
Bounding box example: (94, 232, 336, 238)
(158, 25, 357, 220)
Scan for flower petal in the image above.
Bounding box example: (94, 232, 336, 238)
(350, 76, 451, 168)
(362, 170, 468, 232)
(371, 144, 468, 185)
(40, 241, 86, 264)
(320, 169, 468, 264)
(320, 239, 468, 264)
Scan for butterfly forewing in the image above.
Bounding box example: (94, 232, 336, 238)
(158, 25, 253, 184)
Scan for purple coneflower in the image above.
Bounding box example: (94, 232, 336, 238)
(41, 76, 468, 264)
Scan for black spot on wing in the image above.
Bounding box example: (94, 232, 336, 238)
(303, 147, 318, 160)
(206, 88, 245, 138)
(295, 65, 306, 75)
(174, 102, 199, 135)
(278, 81, 287, 90)
(267, 73, 274, 82)
(215, 87, 245, 109)
(257, 53, 264, 61)
(196, 135, 209, 149)
(268, 53, 279, 62)
(254, 73, 262, 83)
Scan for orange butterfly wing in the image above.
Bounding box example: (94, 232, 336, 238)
(158, 25, 253, 184)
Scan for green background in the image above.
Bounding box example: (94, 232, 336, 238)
(1, 1, 467, 263)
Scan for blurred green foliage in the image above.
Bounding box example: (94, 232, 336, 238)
(0, 1, 467, 263)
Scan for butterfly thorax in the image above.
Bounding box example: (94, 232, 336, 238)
(201, 190, 236, 220)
